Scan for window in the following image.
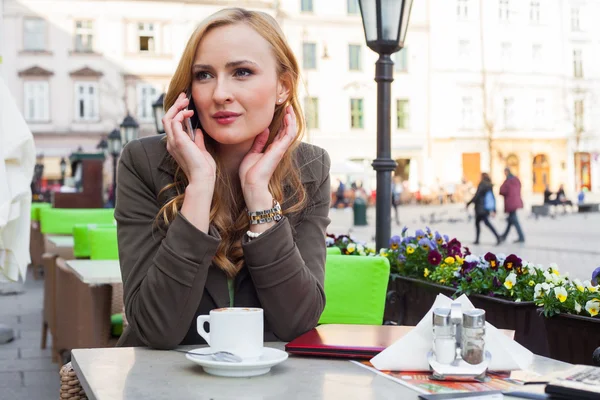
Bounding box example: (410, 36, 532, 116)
(24, 81, 50, 122)
(530, 1, 540, 23)
(301, 0, 313, 12)
(458, 40, 471, 58)
(501, 42, 512, 69)
(532, 44, 542, 70)
(303, 42, 317, 69)
(350, 98, 364, 129)
(74, 82, 99, 121)
(349, 45, 362, 71)
(575, 100, 584, 132)
(535, 98, 545, 128)
(571, 7, 580, 31)
(461, 96, 474, 129)
(348, 0, 359, 14)
(23, 18, 46, 51)
(394, 47, 408, 72)
(503, 97, 515, 129)
(74, 20, 93, 52)
(396, 99, 410, 130)
(136, 83, 157, 122)
(499, 0, 510, 21)
(457, 0, 469, 19)
(305, 97, 319, 129)
(138, 23, 155, 52)
(573, 49, 583, 78)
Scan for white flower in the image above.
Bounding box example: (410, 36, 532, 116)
(359, 251, 366, 256)
(366, 242, 376, 252)
(543, 271, 554, 283)
(347, 243, 356, 253)
(574, 301, 582, 313)
(325, 237, 335, 246)
(515, 298, 522, 303)
(504, 273, 517, 290)
(379, 248, 388, 256)
(573, 279, 585, 293)
(585, 300, 600, 317)
(465, 255, 479, 263)
(584, 280, 598, 292)
(534, 284, 544, 299)
(357, 244, 365, 253)
(554, 286, 568, 303)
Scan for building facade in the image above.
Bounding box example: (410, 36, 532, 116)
(3, 0, 599, 196)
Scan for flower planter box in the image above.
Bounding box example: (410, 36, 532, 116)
(385, 275, 549, 356)
(542, 310, 600, 365)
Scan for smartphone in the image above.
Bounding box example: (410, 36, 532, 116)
(183, 89, 195, 141)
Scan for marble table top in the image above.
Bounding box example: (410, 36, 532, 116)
(46, 235, 74, 248)
(65, 259, 121, 285)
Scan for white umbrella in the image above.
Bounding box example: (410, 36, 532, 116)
(0, 77, 35, 282)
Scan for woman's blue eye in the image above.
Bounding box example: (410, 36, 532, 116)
(195, 71, 211, 80)
(235, 68, 252, 77)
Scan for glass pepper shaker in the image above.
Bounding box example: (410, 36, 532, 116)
(432, 308, 456, 364)
(461, 309, 486, 365)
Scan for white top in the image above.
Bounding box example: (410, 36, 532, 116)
(0, 77, 35, 282)
(65, 259, 122, 285)
(71, 343, 572, 400)
(46, 235, 75, 248)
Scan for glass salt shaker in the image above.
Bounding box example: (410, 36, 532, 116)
(432, 308, 456, 364)
(461, 309, 486, 365)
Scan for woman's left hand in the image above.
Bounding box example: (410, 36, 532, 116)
(239, 106, 296, 206)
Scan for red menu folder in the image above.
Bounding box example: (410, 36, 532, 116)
(285, 324, 413, 359)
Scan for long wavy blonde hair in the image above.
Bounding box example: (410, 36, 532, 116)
(157, 8, 307, 278)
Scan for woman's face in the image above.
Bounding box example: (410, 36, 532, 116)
(191, 23, 287, 147)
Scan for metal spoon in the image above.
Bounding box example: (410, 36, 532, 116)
(175, 349, 243, 363)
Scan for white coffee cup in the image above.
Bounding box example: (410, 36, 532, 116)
(196, 307, 264, 361)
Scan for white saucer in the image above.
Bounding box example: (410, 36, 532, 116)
(185, 347, 288, 377)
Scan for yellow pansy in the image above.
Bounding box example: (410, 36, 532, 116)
(528, 280, 535, 287)
(585, 300, 600, 317)
(456, 256, 464, 265)
(347, 243, 356, 253)
(406, 246, 415, 255)
(424, 268, 430, 278)
(444, 257, 455, 265)
(554, 287, 568, 303)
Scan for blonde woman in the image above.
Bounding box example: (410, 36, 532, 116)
(115, 8, 331, 349)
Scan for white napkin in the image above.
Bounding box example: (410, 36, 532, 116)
(370, 294, 534, 371)
(0, 77, 35, 282)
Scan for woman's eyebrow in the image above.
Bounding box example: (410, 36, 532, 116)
(192, 60, 259, 71)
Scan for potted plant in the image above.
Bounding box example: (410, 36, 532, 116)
(535, 268, 600, 364)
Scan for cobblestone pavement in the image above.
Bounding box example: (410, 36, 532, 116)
(1, 204, 598, 399)
(329, 204, 600, 280)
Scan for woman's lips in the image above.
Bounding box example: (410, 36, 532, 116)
(213, 115, 238, 125)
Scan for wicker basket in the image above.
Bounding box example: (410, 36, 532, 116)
(59, 362, 87, 400)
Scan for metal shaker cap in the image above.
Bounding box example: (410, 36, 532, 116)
(463, 309, 486, 328)
(432, 308, 451, 326)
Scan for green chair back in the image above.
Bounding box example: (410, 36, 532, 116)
(326, 247, 342, 255)
(318, 255, 390, 325)
(73, 223, 117, 258)
(30, 203, 52, 222)
(40, 208, 115, 235)
(89, 227, 119, 260)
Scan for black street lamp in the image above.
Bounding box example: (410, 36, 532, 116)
(59, 157, 67, 185)
(96, 138, 108, 153)
(358, 0, 413, 251)
(120, 113, 140, 146)
(152, 93, 166, 134)
(107, 129, 122, 206)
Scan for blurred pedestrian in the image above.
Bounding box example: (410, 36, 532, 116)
(466, 173, 501, 245)
(499, 167, 525, 243)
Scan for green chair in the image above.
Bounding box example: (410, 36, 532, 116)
(87, 226, 122, 336)
(40, 208, 115, 235)
(326, 247, 342, 255)
(318, 255, 390, 325)
(88, 227, 118, 260)
(73, 223, 116, 259)
(31, 203, 52, 222)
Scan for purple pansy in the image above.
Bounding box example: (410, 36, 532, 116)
(592, 266, 600, 286)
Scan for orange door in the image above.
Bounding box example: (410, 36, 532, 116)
(532, 154, 550, 193)
(462, 153, 481, 186)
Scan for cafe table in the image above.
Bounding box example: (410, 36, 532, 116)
(65, 259, 122, 285)
(71, 342, 572, 400)
(46, 234, 75, 249)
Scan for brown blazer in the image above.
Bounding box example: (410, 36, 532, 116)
(114, 134, 331, 349)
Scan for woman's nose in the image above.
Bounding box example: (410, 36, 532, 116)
(212, 79, 234, 104)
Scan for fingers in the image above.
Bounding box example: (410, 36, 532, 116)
(249, 128, 270, 154)
(163, 92, 190, 138)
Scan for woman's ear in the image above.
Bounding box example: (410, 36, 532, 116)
(276, 75, 292, 104)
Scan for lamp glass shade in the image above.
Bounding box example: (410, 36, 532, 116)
(107, 129, 122, 155)
(152, 93, 166, 134)
(358, 0, 377, 42)
(120, 114, 139, 145)
(358, 0, 413, 53)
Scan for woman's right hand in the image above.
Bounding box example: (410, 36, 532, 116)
(163, 92, 216, 185)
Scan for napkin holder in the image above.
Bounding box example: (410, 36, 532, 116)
(428, 301, 490, 382)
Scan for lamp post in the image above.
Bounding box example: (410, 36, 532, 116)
(59, 157, 67, 186)
(358, 0, 413, 251)
(120, 113, 140, 146)
(152, 93, 166, 134)
(107, 129, 122, 206)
